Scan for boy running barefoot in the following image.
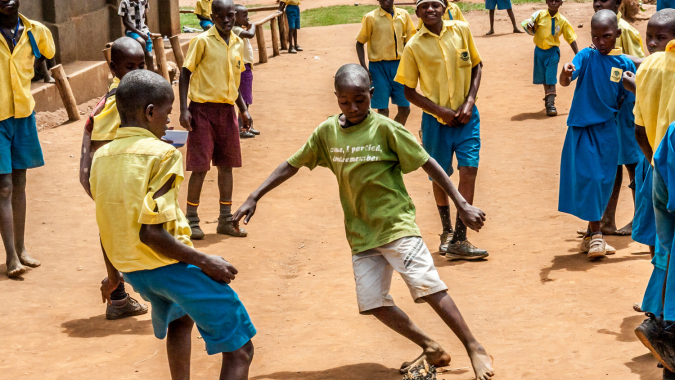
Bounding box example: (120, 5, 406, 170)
(233, 4, 259, 139)
(234, 64, 494, 380)
(0, 0, 54, 278)
(524, 0, 579, 116)
(179, 0, 252, 240)
(79, 37, 148, 320)
(356, 0, 416, 125)
(118, 0, 155, 72)
(558, 10, 635, 259)
(396, 0, 488, 259)
(485, 0, 523, 35)
(195, 0, 214, 30)
(92, 70, 256, 379)
(278, 0, 302, 53)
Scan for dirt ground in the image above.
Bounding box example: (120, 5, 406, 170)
(0, 2, 665, 380)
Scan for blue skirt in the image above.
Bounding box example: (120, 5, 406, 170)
(633, 156, 657, 246)
(642, 266, 666, 316)
(558, 119, 619, 221)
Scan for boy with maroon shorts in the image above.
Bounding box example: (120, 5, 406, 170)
(179, 0, 252, 240)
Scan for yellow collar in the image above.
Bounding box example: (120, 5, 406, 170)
(378, 6, 398, 17)
(418, 20, 452, 38)
(667, 40, 675, 53)
(207, 25, 235, 47)
(0, 14, 36, 52)
(608, 47, 623, 56)
(114, 127, 159, 140)
(544, 9, 562, 20)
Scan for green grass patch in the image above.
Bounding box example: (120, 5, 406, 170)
(180, 7, 201, 30)
(301, 5, 416, 28)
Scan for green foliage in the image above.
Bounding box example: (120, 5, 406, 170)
(301, 5, 416, 28)
(179, 7, 201, 30)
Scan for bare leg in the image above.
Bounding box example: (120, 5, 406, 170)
(458, 166, 477, 205)
(507, 9, 524, 33)
(423, 291, 494, 380)
(617, 163, 637, 234)
(220, 340, 254, 380)
(486, 10, 495, 35)
(292, 29, 298, 48)
(167, 314, 194, 380)
(394, 106, 410, 126)
(376, 108, 390, 118)
(599, 166, 631, 235)
(187, 171, 208, 206)
(368, 306, 451, 373)
(0, 173, 24, 278)
(217, 167, 234, 205)
(11, 170, 39, 268)
(433, 181, 450, 207)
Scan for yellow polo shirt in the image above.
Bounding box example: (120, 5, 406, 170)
(531, 10, 576, 50)
(0, 14, 55, 121)
(395, 21, 481, 124)
(90, 127, 192, 273)
(617, 12, 645, 58)
(356, 6, 416, 62)
(416, 3, 467, 30)
(184, 27, 245, 104)
(91, 78, 121, 142)
(281, 0, 301, 5)
(194, 0, 213, 18)
(634, 40, 675, 152)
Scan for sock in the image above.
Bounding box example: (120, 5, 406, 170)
(110, 281, 127, 302)
(220, 201, 232, 218)
(451, 216, 467, 243)
(186, 201, 199, 216)
(437, 205, 453, 233)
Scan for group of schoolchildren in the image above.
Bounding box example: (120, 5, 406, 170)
(4, 0, 675, 377)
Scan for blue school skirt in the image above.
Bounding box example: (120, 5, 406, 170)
(533, 46, 560, 85)
(617, 100, 641, 165)
(633, 156, 657, 246)
(642, 266, 666, 316)
(558, 118, 619, 221)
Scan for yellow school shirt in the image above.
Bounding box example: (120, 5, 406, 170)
(356, 6, 416, 62)
(634, 40, 675, 152)
(90, 127, 192, 273)
(194, 0, 213, 18)
(531, 10, 576, 50)
(281, 0, 301, 5)
(416, 3, 467, 30)
(91, 78, 121, 141)
(0, 14, 55, 122)
(394, 21, 481, 124)
(617, 12, 645, 58)
(184, 27, 245, 104)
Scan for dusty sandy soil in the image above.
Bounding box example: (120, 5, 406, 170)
(0, 2, 664, 380)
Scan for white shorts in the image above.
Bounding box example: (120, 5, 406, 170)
(352, 236, 448, 313)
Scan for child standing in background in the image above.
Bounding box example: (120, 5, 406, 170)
(278, 0, 302, 53)
(234, 4, 259, 139)
(486, 0, 523, 35)
(118, 0, 155, 72)
(194, 0, 215, 30)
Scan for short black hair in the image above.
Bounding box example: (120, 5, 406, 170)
(213, 0, 235, 13)
(234, 4, 247, 12)
(110, 36, 144, 64)
(334, 64, 370, 92)
(591, 9, 618, 29)
(116, 70, 174, 122)
(650, 9, 675, 35)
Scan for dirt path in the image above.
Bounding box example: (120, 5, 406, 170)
(0, 3, 662, 380)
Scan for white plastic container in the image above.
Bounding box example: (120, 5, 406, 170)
(164, 130, 188, 148)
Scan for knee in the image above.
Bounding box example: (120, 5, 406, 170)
(0, 179, 12, 199)
(218, 166, 233, 174)
(398, 106, 411, 117)
(228, 340, 254, 364)
(136, 38, 147, 50)
(189, 171, 208, 180)
(459, 167, 478, 180)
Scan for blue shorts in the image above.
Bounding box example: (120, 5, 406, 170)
(486, 0, 512, 10)
(0, 114, 44, 174)
(421, 106, 480, 177)
(125, 31, 153, 53)
(657, 0, 675, 10)
(533, 46, 560, 85)
(641, 266, 666, 316)
(199, 19, 214, 30)
(558, 119, 619, 222)
(124, 262, 257, 355)
(616, 100, 641, 165)
(286, 5, 301, 29)
(369, 60, 410, 110)
(633, 156, 657, 246)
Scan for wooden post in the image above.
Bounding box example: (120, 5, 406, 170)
(102, 42, 113, 67)
(279, 11, 288, 50)
(283, 12, 290, 48)
(169, 35, 185, 69)
(271, 16, 280, 57)
(49, 64, 80, 122)
(255, 24, 268, 63)
(152, 35, 171, 82)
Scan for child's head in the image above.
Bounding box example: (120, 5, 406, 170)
(545, 0, 563, 14)
(378, 0, 395, 12)
(334, 64, 373, 124)
(0, 0, 19, 16)
(110, 37, 146, 80)
(234, 4, 249, 27)
(116, 70, 174, 139)
(416, 0, 447, 28)
(592, 0, 621, 14)
(591, 9, 622, 55)
(212, 0, 236, 34)
(646, 9, 675, 54)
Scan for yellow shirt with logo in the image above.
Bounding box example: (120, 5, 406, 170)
(194, 0, 213, 18)
(416, 3, 467, 30)
(531, 10, 576, 50)
(0, 14, 55, 121)
(634, 40, 675, 152)
(617, 12, 645, 58)
(395, 21, 481, 125)
(91, 78, 121, 142)
(356, 6, 416, 62)
(90, 127, 193, 273)
(184, 27, 245, 104)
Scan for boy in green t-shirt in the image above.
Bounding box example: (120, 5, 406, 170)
(234, 64, 494, 380)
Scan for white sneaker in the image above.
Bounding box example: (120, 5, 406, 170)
(581, 235, 616, 254)
(586, 235, 607, 259)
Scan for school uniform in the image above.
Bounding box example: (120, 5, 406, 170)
(194, 0, 214, 30)
(233, 26, 254, 106)
(89, 78, 121, 141)
(657, 0, 675, 11)
(0, 14, 55, 174)
(416, 3, 467, 30)
(395, 20, 482, 176)
(486, 0, 512, 10)
(529, 10, 576, 86)
(183, 27, 245, 172)
(558, 47, 635, 222)
(281, 0, 302, 30)
(356, 6, 416, 110)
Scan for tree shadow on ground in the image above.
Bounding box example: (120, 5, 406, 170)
(539, 246, 648, 283)
(61, 314, 153, 338)
(598, 314, 645, 342)
(250, 363, 461, 380)
(625, 353, 662, 380)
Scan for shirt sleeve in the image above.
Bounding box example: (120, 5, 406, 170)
(562, 19, 577, 44)
(287, 127, 327, 170)
(463, 24, 482, 67)
(35, 23, 56, 60)
(633, 63, 647, 126)
(138, 148, 185, 225)
(453, 5, 467, 23)
(118, 1, 128, 16)
(183, 37, 204, 71)
(355, 15, 371, 45)
(394, 44, 419, 88)
(388, 125, 430, 174)
(91, 97, 120, 141)
(623, 29, 646, 58)
(404, 12, 416, 42)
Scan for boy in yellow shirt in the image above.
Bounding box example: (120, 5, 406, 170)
(92, 70, 256, 379)
(395, 0, 489, 259)
(278, 0, 302, 53)
(233, 4, 259, 138)
(179, 0, 252, 240)
(356, 0, 416, 125)
(194, 0, 214, 30)
(524, 0, 578, 116)
(0, 0, 55, 278)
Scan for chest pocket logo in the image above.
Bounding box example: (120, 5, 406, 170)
(457, 48, 471, 67)
(610, 67, 623, 83)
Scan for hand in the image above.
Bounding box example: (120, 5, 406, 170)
(240, 110, 253, 131)
(437, 107, 458, 127)
(455, 99, 474, 125)
(101, 273, 123, 304)
(623, 71, 636, 93)
(200, 255, 238, 283)
(562, 63, 575, 76)
(457, 203, 486, 232)
(179, 109, 192, 131)
(233, 196, 257, 225)
(589, 43, 596, 50)
(527, 21, 534, 30)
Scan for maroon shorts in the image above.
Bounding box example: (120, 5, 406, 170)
(186, 102, 242, 172)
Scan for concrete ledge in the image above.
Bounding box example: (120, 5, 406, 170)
(32, 61, 110, 113)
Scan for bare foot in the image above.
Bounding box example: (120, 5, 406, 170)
(18, 250, 41, 268)
(513, 28, 524, 33)
(617, 221, 633, 236)
(468, 344, 494, 380)
(44, 76, 56, 84)
(6, 258, 26, 278)
(399, 342, 451, 374)
(485, 30, 495, 35)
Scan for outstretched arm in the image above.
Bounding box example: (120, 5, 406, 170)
(421, 158, 486, 231)
(233, 161, 300, 225)
(237, 23, 257, 39)
(559, 62, 575, 87)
